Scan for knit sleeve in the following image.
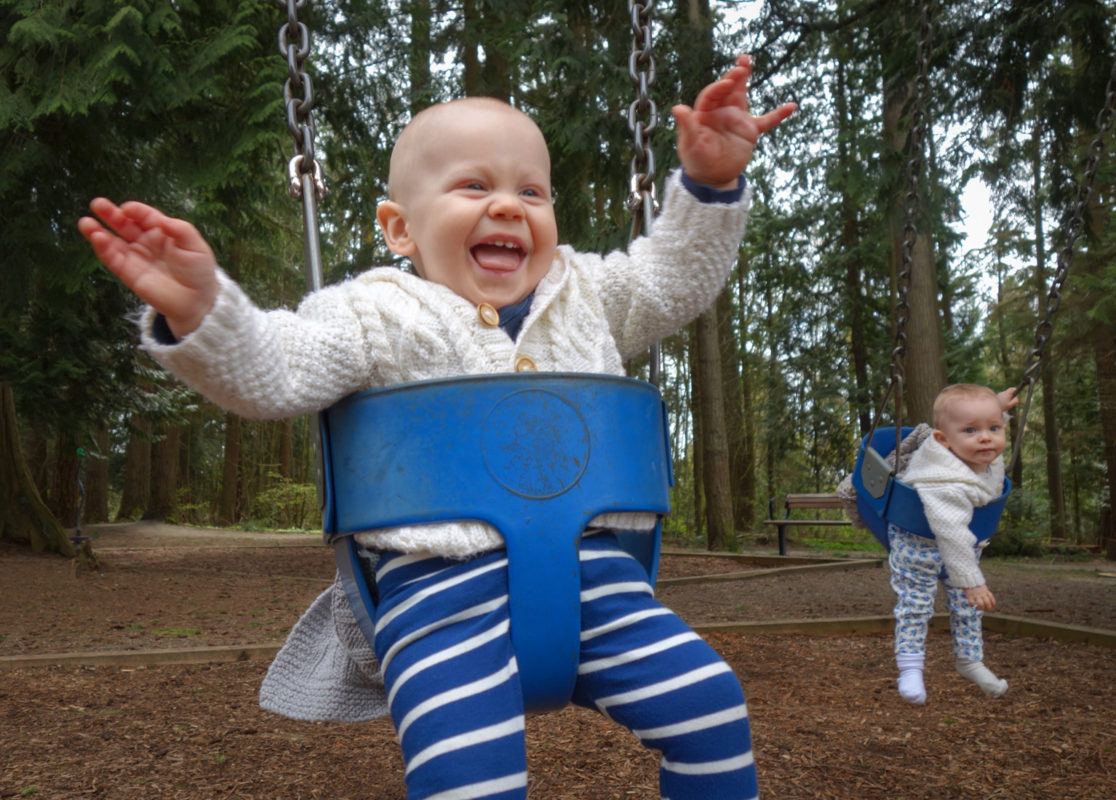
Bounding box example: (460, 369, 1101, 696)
(916, 484, 986, 588)
(138, 269, 384, 419)
(588, 169, 751, 359)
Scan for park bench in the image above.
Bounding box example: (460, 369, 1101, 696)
(763, 493, 852, 555)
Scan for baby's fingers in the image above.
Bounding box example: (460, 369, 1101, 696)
(86, 197, 155, 244)
(752, 101, 798, 135)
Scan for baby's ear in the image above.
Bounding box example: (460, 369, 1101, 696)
(376, 200, 417, 256)
(932, 429, 949, 447)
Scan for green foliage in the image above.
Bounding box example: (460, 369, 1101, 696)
(1, 0, 288, 440)
(246, 478, 319, 531)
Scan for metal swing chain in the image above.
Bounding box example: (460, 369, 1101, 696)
(627, 0, 661, 385)
(1007, 58, 1116, 474)
(867, 0, 933, 455)
(278, 0, 327, 204)
(627, 0, 659, 229)
(276, 0, 329, 508)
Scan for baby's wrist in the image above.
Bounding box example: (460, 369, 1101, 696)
(680, 170, 745, 203)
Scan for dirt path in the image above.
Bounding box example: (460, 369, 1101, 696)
(2, 523, 1113, 799)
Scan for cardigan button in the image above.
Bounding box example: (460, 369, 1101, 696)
(477, 303, 500, 327)
(514, 355, 538, 372)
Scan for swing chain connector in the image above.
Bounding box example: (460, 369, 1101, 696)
(277, 0, 327, 202)
(288, 154, 327, 201)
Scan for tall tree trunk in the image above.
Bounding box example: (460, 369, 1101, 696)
(696, 308, 734, 551)
(1083, 180, 1116, 555)
(1031, 126, 1067, 537)
(1093, 323, 1116, 557)
(834, 57, 872, 435)
(217, 412, 243, 526)
(0, 382, 74, 556)
(117, 416, 151, 521)
(883, 68, 945, 425)
(763, 277, 778, 504)
(719, 287, 753, 530)
(25, 427, 48, 497)
(83, 428, 110, 524)
(462, 0, 479, 95)
(676, 0, 731, 548)
(408, 0, 432, 113)
(48, 433, 81, 530)
(148, 424, 181, 520)
(735, 263, 758, 529)
(278, 418, 293, 480)
(460, 0, 511, 100)
(688, 326, 705, 542)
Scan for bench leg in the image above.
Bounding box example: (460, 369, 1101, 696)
(778, 523, 787, 556)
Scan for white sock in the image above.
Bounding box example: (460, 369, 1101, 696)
(896, 653, 926, 704)
(956, 659, 1008, 698)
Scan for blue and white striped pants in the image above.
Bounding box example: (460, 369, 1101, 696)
(888, 524, 984, 661)
(372, 533, 757, 800)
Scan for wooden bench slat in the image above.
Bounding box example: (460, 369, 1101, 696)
(761, 519, 849, 526)
(763, 492, 853, 555)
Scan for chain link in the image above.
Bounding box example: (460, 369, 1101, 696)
(277, 0, 327, 200)
(626, 0, 660, 384)
(626, 0, 658, 227)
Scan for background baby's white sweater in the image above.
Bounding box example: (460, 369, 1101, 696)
(901, 437, 1005, 588)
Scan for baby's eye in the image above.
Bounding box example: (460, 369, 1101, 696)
(963, 427, 977, 434)
(466, 181, 486, 191)
(990, 425, 1001, 433)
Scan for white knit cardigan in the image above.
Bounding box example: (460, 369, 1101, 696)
(900, 436, 1005, 588)
(138, 170, 752, 723)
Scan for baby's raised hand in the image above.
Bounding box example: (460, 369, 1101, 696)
(998, 386, 1019, 412)
(79, 199, 218, 339)
(672, 54, 797, 189)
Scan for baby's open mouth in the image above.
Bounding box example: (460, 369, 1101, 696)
(472, 240, 525, 272)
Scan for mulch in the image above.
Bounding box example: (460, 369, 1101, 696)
(1, 524, 1114, 799)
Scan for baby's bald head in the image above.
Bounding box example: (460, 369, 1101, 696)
(387, 97, 548, 203)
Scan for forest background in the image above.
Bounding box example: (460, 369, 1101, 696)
(2, 0, 1115, 561)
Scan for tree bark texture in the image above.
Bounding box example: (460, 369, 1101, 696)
(718, 288, 754, 529)
(117, 416, 151, 521)
(148, 424, 181, 520)
(696, 307, 734, 550)
(0, 382, 73, 556)
(217, 413, 243, 526)
(83, 428, 110, 524)
(48, 432, 80, 530)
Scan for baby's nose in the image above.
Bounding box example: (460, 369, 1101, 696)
(489, 192, 524, 219)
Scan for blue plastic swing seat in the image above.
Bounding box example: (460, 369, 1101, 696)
(851, 426, 1011, 550)
(318, 373, 673, 713)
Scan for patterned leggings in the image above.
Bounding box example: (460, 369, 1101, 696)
(372, 533, 758, 800)
(888, 525, 984, 661)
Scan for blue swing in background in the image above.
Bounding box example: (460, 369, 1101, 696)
(852, 425, 1010, 550)
(278, 1, 672, 712)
